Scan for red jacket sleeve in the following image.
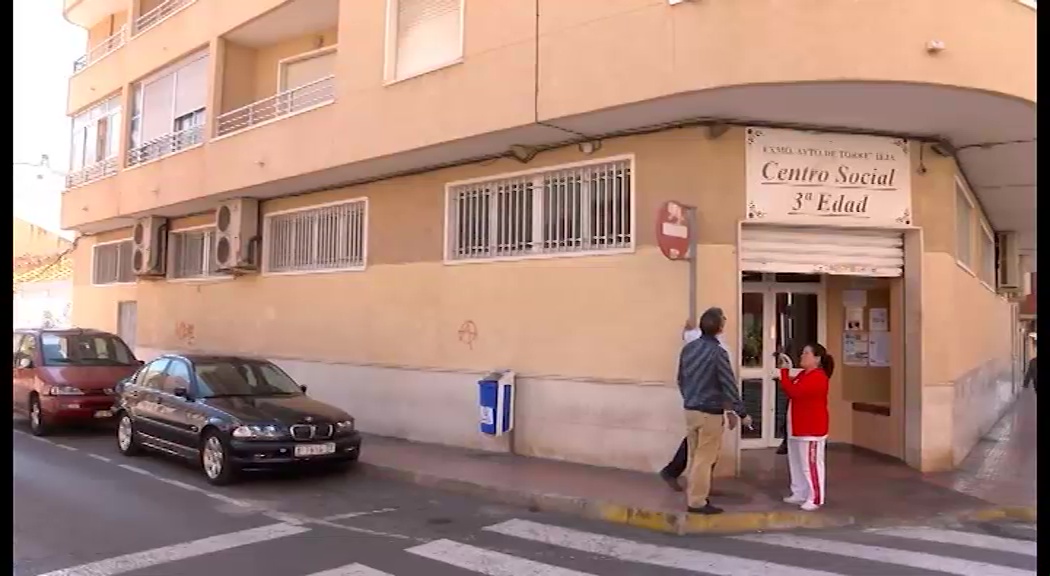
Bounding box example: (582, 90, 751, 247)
(780, 369, 828, 399)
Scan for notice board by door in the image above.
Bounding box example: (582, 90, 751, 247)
(117, 301, 137, 353)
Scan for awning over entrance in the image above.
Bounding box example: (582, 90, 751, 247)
(740, 226, 904, 277)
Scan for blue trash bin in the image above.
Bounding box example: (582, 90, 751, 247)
(478, 370, 515, 436)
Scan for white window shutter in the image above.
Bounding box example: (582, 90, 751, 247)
(281, 51, 336, 91)
(395, 0, 461, 79)
(141, 73, 175, 142)
(173, 55, 209, 120)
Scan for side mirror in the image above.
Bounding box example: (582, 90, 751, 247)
(16, 356, 33, 370)
(299, 385, 308, 394)
(172, 386, 189, 399)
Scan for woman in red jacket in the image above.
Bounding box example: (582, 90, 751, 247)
(778, 343, 833, 511)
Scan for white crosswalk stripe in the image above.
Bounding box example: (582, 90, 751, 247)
(35, 523, 311, 576)
(485, 518, 840, 576)
(304, 564, 394, 576)
(733, 532, 1034, 576)
(28, 517, 1037, 576)
(406, 539, 594, 575)
(868, 526, 1038, 556)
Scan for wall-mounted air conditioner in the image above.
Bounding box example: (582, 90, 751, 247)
(131, 216, 168, 277)
(214, 198, 260, 273)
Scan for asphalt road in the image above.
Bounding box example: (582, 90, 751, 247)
(14, 419, 1038, 576)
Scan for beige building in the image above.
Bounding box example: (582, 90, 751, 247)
(60, 0, 1036, 476)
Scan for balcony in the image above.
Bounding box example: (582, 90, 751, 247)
(73, 24, 126, 73)
(126, 126, 205, 167)
(217, 76, 335, 137)
(215, 0, 339, 138)
(66, 157, 118, 189)
(133, 0, 196, 36)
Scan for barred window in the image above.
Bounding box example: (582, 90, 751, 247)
(446, 158, 633, 261)
(92, 241, 135, 285)
(169, 228, 221, 279)
(264, 200, 368, 273)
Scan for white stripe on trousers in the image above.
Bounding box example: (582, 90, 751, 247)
(787, 437, 826, 506)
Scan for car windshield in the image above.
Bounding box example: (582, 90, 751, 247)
(40, 333, 138, 366)
(194, 360, 303, 398)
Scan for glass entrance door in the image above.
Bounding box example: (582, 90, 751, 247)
(739, 276, 824, 449)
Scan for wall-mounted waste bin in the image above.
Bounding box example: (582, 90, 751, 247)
(478, 369, 515, 436)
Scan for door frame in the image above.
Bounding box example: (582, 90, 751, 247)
(739, 277, 827, 449)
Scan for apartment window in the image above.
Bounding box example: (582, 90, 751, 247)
(955, 182, 974, 267)
(68, 96, 121, 185)
(979, 223, 996, 286)
(446, 158, 634, 261)
(279, 49, 337, 113)
(265, 200, 368, 273)
(92, 241, 135, 285)
(387, 0, 463, 81)
(128, 51, 209, 166)
(169, 228, 222, 279)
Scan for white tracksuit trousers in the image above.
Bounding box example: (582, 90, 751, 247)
(785, 407, 827, 507)
(787, 436, 827, 507)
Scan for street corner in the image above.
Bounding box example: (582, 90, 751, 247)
(592, 502, 854, 536)
(958, 506, 1037, 524)
(593, 503, 681, 534)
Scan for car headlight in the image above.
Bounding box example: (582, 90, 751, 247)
(48, 386, 84, 396)
(336, 419, 355, 432)
(232, 424, 285, 439)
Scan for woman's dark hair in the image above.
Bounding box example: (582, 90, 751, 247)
(807, 342, 835, 378)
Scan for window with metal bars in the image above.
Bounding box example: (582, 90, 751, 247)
(446, 158, 633, 261)
(169, 228, 222, 279)
(264, 200, 368, 273)
(92, 241, 135, 285)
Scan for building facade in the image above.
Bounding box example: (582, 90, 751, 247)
(60, 0, 1036, 476)
(13, 219, 74, 329)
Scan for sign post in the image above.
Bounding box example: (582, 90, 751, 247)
(656, 201, 699, 323)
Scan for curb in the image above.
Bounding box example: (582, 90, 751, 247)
(359, 461, 1037, 535)
(360, 462, 848, 535)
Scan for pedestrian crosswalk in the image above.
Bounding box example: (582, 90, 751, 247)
(33, 518, 1037, 576)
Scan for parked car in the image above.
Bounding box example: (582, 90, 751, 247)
(13, 328, 142, 436)
(114, 354, 362, 485)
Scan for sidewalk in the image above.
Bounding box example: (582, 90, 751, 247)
(356, 393, 1037, 535)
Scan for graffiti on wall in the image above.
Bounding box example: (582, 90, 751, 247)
(458, 320, 478, 350)
(175, 321, 197, 347)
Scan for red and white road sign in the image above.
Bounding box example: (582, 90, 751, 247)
(656, 200, 692, 261)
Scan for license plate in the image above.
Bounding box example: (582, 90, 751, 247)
(94, 410, 113, 419)
(294, 443, 336, 457)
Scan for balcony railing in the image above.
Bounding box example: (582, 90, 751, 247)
(134, 0, 196, 35)
(65, 157, 118, 189)
(72, 25, 127, 73)
(216, 75, 336, 137)
(126, 125, 204, 167)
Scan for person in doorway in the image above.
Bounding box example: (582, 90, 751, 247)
(659, 318, 734, 492)
(1023, 345, 1037, 394)
(777, 343, 832, 511)
(678, 308, 752, 515)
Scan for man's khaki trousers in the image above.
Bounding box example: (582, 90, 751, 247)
(684, 410, 725, 508)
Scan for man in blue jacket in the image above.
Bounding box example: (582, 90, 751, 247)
(677, 307, 752, 515)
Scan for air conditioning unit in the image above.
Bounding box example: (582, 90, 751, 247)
(131, 216, 168, 277)
(214, 198, 260, 273)
(996, 231, 1022, 293)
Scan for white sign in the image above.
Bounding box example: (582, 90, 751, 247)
(745, 127, 912, 227)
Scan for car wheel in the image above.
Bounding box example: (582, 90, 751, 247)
(200, 431, 238, 486)
(116, 413, 141, 456)
(28, 395, 49, 437)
